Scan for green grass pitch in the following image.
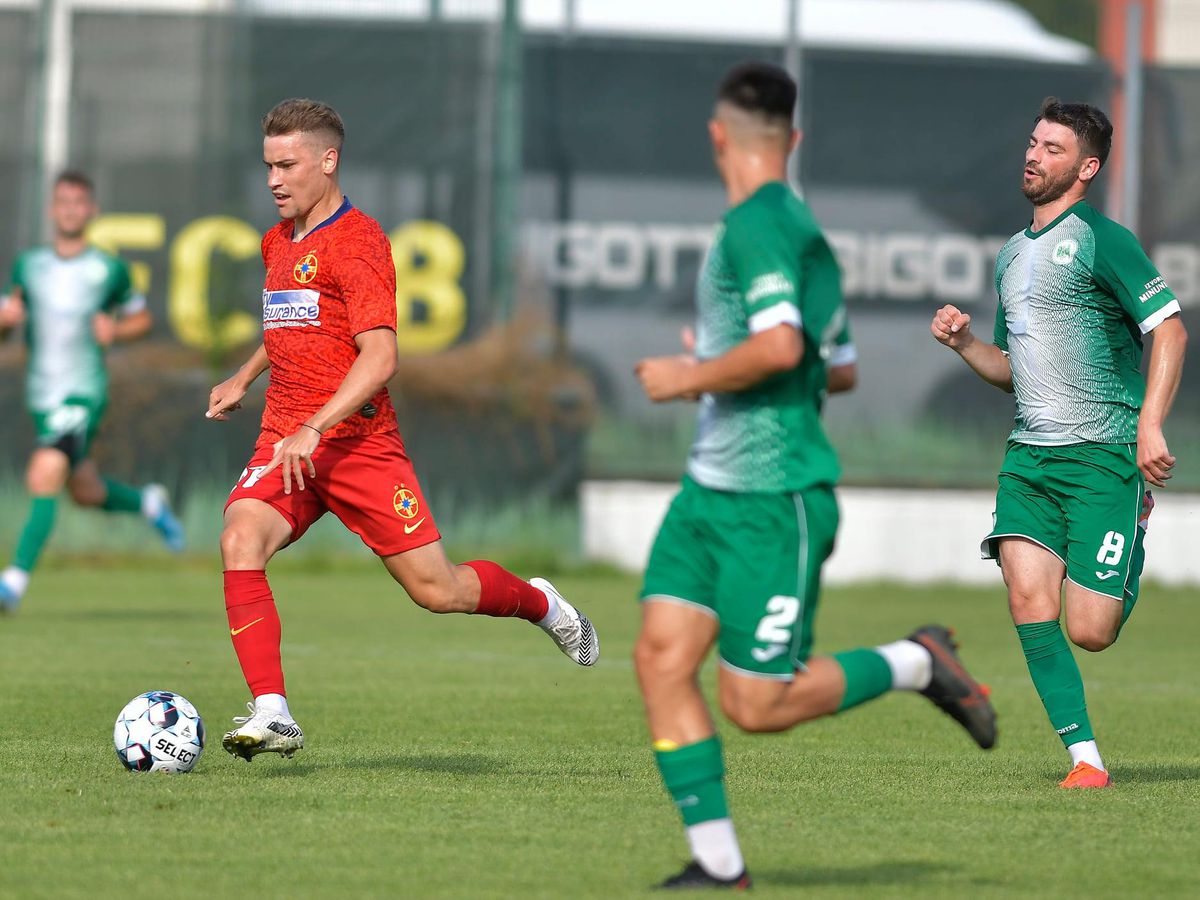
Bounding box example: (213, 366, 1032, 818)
(0, 562, 1197, 898)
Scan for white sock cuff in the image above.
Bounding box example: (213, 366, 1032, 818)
(874, 639, 933, 691)
(140, 487, 161, 519)
(1067, 739, 1105, 771)
(686, 818, 744, 880)
(254, 693, 292, 719)
(535, 584, 560, 627)
(2, 566, 30, 597)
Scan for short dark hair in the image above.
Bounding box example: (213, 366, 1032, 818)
(717, 62, 796, 127)
(261, 98, 345, 151)
(54, 170, 94, 196)
(1037, 97, 1113, 168)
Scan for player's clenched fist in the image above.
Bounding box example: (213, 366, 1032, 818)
(931, 304, 974, 351)
(636, 354, 698, 403)
(92, 312, 117, 347)
(0, 292, 26, 329)
(1136, 422, 1176, 488)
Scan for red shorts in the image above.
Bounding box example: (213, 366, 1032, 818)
(225, 430, 441, 556)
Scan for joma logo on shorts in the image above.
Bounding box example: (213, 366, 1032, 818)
(751, 645, 787, 663)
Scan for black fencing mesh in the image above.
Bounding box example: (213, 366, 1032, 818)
(1, 8, 1196, 499)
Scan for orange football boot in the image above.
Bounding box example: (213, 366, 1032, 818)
(1059, 761, 1112, 788)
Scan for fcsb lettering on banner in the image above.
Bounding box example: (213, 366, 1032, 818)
(388, 220, 467, 353)
(87, 214, 469, 355)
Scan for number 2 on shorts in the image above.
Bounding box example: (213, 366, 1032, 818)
(755, 596, 800, 643)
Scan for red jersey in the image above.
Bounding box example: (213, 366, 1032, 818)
(258, 200, 398, 443)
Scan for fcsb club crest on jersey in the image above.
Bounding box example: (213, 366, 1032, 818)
(293, 254, 318, 284)
(393, 486, 419, 518)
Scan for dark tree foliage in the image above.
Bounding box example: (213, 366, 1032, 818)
(1012, 0, 1100, 49)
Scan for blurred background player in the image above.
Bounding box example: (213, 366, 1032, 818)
(632, 63, 996, 890)
(932, 99, 1187, 789)
(0, 171, 185, 612)
(207, 99, 598, 761)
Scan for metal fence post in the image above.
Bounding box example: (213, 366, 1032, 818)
(491, 0, 522, 323)
(784, 0, 803, 191)
(33, 0, 73, 244)
(1121, 0, 1144, 233)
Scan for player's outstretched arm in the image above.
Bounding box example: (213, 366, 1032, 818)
(1138, 313, 1187, 488)
(207, 343, 270, 421)
(114, 307, 153, 342)
(930, 304, 1012, 393)
(636, 323, 801, 402)
(93, 308, 152, 346)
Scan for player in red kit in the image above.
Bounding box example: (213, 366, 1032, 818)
(206, 99, 599, 761)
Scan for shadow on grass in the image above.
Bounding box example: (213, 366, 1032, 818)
(1113, 763, 1200, 784)
(257, 751, 507, 778)
(757, 861, 965, 889)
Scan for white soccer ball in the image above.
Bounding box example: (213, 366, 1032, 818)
(113, 691, 205, 773)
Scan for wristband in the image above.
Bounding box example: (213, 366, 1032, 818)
(301, 423, 323, 436)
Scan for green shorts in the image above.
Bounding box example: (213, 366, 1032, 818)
(640, 475, 838, 680)
(30, 398, 106, 467)
(982, 442, 1148, 623)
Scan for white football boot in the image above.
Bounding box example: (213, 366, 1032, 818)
(222, 702, 305, 761)
(531, 577, 599, 667)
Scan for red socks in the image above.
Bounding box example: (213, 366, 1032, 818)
(464, 560, 548, 622)
(224, 563, 544, 698)
(224, 570, 285, 697)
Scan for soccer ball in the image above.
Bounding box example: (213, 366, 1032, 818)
(113, 690, 205, 773)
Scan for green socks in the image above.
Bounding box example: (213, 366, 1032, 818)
(10, 483, 145, 578)
(101, 479, 143, 514)
(654, 736, 729, 826)
(14, 496, 58, 572)
(832, 648, 894, 712)
(1017, 620, 1093, 746)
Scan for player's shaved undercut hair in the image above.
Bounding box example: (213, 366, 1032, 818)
(1037, 97, 1112, 169)
(262, 98, 345, 151)
(717, 62, 796, 133)
(54, 170, 95, 197)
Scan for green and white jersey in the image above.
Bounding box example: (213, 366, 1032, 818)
(687, 181, 847, 493)
(993, 201, 1180, 446)
(7, 246, 143, 412)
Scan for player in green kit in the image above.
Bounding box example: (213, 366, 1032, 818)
(932, 99, 1187, 788)
(633, 63, 997, 890)
(0, 171, 185, 612)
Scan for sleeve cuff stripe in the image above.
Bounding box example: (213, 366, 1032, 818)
(748, 302, 801, 334)
(1138, 299, 1182, 335)
(828, 344, 857, 366)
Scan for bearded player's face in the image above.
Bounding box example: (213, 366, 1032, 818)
(1022, 119, 1087, 206)
(263, 132, 336, 221)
